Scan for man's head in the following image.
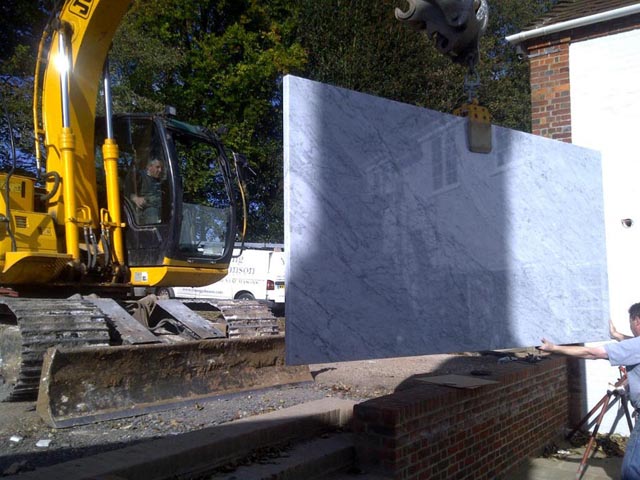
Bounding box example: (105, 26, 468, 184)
(629, 303, 640, 337)
(146, 159, 164, 179)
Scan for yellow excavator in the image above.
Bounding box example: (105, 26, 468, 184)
(0, 0, 309, 427)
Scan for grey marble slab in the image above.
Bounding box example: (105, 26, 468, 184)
(283, 75, 609, 365)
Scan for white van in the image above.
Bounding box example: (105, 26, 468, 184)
(160, 245, 285, 310)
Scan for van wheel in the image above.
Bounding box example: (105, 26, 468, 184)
(236, 292, 255, 301)
(155, 287, 174, 299)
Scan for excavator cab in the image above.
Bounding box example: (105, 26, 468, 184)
(95, 114, 238, 278)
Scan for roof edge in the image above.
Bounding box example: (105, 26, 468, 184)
(506, 3, 640, 45)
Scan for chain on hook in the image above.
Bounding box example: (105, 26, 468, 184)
(463, 65, 481, 104)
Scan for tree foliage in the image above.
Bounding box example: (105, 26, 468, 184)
(110, 0, 306, 241)
(0, 1, 48, 63)
(0, 2, 49, 172)
(296, 0, 555, 132)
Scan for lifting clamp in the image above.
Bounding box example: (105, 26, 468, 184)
(453, 66, 492, 154)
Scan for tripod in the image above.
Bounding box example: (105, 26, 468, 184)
(567, 366, 634, 480)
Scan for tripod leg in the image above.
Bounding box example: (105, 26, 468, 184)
(568, 392, 610, 440)
(576, 392, 613, 480)
(622, 397, 634, 433)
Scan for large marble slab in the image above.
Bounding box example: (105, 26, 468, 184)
(283, 75, 609, 365)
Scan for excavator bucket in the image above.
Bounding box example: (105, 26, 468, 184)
(37, 336, 312, 428)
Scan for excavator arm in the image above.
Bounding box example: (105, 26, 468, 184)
(38, 0, 133, 262)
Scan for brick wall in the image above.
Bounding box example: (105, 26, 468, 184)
(529, 40, 571, 142)
(524, 14, 640, 142)
(352, 357, 569, 480)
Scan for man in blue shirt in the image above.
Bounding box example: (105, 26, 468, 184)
(539, 303, 640, 480)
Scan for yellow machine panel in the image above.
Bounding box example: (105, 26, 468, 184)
(0, 209, 63, 284)
(0, 174, 36, 212)
(0, 251, 71, 284)
(129, 265, 228, 287)
(0, 212, 59, 255)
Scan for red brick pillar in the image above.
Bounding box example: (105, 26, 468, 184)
(528, 39, 572, 142)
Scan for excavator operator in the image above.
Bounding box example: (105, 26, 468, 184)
(126, 157, 166, 224)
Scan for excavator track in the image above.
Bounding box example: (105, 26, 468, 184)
(0, 295, 307, 428)
(182, 299, 279, 337)
(0, 298, 111, 401)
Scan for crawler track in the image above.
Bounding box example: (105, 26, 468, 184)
(186, 299, 279, 337)
(0, 298, 111, 401)
(0, 294, 304, 427)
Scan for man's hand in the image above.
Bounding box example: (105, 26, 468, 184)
(131, 194, 146, 209)
(609, 319, 631, 341)
(537, 338, 556, 353)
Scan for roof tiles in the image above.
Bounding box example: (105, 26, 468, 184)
(529, 0, 640, 29)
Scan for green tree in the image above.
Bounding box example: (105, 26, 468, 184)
(110, 0, 306, 241)
(297, 0, 555, 131)
(0, 1, 48, 63)
(0, 1, 48, 172)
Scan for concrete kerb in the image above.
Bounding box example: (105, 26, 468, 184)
(208, 433, 357, 480)
(7, 398, 357, 480)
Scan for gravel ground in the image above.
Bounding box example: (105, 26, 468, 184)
(0, 349, 514, 477)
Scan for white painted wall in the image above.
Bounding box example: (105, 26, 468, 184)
(570, 28, 640, 435)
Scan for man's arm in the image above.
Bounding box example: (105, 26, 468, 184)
(538, 338, 608, 360)
(124, 166, 146, 208)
